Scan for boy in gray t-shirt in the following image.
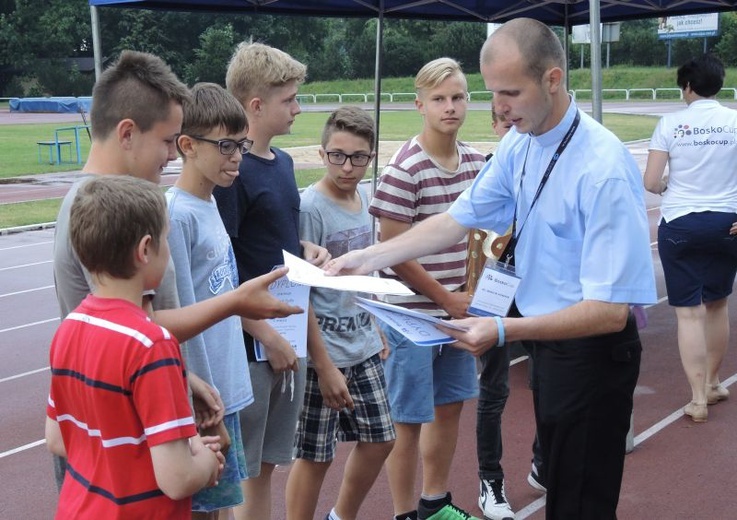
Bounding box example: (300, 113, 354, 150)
(286, 107, 396, 520)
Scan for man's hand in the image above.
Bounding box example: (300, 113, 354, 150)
(437, 316, 499, 357)
(315, 365, 353, 411)
(439, 290, 472, 319)
(731, 221, 737, 235)
(189, 373, 224, 429)
(323, 250, 371, 276)
(301, 240, 332, 267)
(234, 267, 305, 319)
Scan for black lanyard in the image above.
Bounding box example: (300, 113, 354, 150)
(502, 111, 580, 266)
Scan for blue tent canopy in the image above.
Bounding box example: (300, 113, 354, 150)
(88, 0, 737, 25)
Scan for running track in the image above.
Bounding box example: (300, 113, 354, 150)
(1, 130, 736, 519)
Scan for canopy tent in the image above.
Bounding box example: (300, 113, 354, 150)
(87, 0, 735, 114)
(89, 0, 737, 25)
(87, 0, 735, 172)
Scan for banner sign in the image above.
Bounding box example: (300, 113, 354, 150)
(657, 13, 719, 40)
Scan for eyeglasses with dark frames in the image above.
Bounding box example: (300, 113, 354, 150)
(190, 135, 253, 155)
(325, 151, 373, 167)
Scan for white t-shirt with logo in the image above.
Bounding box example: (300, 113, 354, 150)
(649, 98, 737, 223)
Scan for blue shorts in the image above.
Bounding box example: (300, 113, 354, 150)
(294, 354, 396, 462)
(380, 323, 479, 423)
(192, 412, 247, 513)
(658, 211, 737, 306)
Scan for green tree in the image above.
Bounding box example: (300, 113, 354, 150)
(184, 24, 236, 85)
(714, 12, 737, 66)
(0, 0, 92, 95)
(429, 21, 485, 73)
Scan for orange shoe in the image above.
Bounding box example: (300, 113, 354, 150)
(684, 402, 708, 423)
(707, 384, 729, 405)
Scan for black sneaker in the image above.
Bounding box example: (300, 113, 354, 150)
(418, 492, 480, 519)
(478, 479, 515, 520)
(527, 462, 547, 493)
(395, 512, 418, 520)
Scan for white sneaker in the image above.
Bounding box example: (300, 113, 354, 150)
(527, 462, 547, 494)
(478, 479, 515, 520)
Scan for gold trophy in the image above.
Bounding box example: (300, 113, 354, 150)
(466, 228, 512, 296)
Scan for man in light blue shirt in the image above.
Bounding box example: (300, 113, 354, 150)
(326, 17, 656, 520)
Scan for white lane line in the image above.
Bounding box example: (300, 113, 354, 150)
(511, 355, 528, 366)
(0, 241, 53, 252)
(0, 285, 54, 299)
(0, 260, 52, 272)
(0, 439, 46, 459)
(0, 367, 49, 384)
(517, 496, 546, 518)
(0, 317, 59, 334)
(645, 296, 669, 307)
(515, 373, 737, 519)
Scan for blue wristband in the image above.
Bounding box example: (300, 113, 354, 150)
(494, 315, 505, 347)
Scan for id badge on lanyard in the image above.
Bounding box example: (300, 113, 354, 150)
(468, 258, 520, 317)
(468, 111, 580, 317)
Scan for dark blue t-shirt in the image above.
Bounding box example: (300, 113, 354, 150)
(213, 147, 302, 283)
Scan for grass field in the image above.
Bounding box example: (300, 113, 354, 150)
(0, 109, 658, 229)
(0, 110, 657, 179)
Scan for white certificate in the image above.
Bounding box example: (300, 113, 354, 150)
(282, 250, 414, 296)
(355, 297, 468, 347)
(254, 269, 310, 361)
(468, 260, 521, 317)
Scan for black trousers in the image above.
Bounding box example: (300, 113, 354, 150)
(532, 314, 641, 520)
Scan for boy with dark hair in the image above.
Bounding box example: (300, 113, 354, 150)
(167, 82, 255, 519)
(52, 49, 302, 492)
(46, 175, 223, 519)
(213, 41, 351, 520)
(286, 106, 396, 520)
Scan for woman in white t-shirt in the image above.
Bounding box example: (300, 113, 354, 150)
(644, 54, 737, 423)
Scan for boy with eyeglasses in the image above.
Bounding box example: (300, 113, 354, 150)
(286, 106, 396, 520)
(165, 82, 256, 519)
(213, 42, 351, 520)
(369, 58, 486, 520)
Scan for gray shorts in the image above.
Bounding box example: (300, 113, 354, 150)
(239, 359, 307, 477)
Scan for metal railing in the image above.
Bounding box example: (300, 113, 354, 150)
(295, 87, 737, 104)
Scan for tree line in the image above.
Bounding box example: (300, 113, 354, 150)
(1, 0, 736, 97)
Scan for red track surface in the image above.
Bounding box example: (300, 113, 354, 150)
(1, 110, 736, 519)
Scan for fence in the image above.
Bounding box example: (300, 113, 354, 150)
(297, 87, 737, 104)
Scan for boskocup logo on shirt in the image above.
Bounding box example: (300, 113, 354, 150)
(672, 124, 692, 138)
(674, 123, 737, 139)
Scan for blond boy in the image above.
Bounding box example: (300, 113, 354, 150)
(368, 58, 486, 520)
(213, 42, 351, 520)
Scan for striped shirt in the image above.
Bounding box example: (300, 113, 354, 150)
(47, 295, 196, 519)
(369, 137, 486, 315)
